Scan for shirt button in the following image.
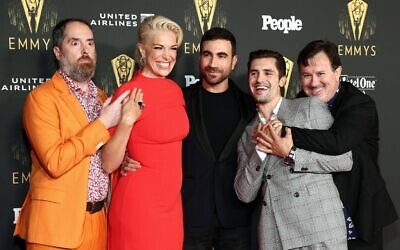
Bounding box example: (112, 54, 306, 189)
(294, 192, 300, 198)
(256, 166, 261, 171)
(289, 168, 294, 173)
(266, 174, 271, 179)
(263, 200, 267, 206)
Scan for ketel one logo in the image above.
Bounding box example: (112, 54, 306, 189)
(339, 0, 375, 41)
(184, 0, 226, 37)
(8, 0, 57, 34)
(112, 54, 135, 87)
(283, 57, 293, 97)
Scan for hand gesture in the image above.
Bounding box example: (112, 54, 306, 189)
(99, 90, 131, 128)
(256, 120, 293, 158)
(120, 152, 141, 176)
(120, 88, 143, 127)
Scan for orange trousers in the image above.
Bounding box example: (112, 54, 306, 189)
(26, 208, 106, 250)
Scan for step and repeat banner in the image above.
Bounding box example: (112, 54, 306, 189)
(1, 0, 399, 249)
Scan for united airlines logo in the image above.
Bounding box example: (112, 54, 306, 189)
(90, 13, 154, 28)
(111, 54, 135, 87)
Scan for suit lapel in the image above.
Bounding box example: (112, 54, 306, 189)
(192, 84, 216, 161)
(192, 82, 253, 162)
(218, 85, 249, 161)
(276, 98, 291, 124)
(52, 72, 90, 127)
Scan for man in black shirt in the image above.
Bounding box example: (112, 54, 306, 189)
(182, 27, 256, 250)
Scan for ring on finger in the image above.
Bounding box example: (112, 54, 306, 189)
(138, 101, 145, 110)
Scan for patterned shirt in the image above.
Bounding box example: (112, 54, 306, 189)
(59, 70, 109, 202)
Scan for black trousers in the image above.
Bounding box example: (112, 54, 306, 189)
(348, 230, 383, 250)
(184, 214, 251, 250)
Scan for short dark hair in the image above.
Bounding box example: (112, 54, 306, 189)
(247, 49, 286, 79)
(52, 18, 92, 48)
(200, 27, 237, 55)
(297, 40, 341, 70)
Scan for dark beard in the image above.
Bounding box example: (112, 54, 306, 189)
(62, 57, 96, 82)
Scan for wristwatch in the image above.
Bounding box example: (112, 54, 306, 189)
(283, 146, 296, 166)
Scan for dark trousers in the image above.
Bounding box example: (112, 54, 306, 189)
(184, 215, 251, 250)
(348, 230, 383, 250)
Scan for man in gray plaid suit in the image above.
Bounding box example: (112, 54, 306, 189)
(234, 49, 352, 250)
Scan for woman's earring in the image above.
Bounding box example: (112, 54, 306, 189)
(140, 57, 146, 66)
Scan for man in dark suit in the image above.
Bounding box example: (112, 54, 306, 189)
(262, 40, 398, 250)
(182, 27, 256, 250)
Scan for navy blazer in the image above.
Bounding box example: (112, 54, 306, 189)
(182, 81, 256, 228)
(291, 82, 398, 242)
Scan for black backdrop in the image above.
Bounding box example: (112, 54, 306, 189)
(1, 0, 399, 249)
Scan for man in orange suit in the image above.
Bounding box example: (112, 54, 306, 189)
(14, 18, 129, 250)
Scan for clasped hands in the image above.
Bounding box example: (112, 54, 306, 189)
(254, 119, 294, 158)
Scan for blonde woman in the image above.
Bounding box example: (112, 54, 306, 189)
(102, 15, 188, 250)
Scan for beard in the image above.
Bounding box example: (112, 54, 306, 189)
(60, 56, 96, 82)
(253, 95, 270, 104)
(251, 82, 272, 104)
(200, 66, 230, 86)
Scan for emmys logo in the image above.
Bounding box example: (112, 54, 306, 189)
(183, 0, 227, 54)
(341, 74, 376, 92)
(12, 171, 30, 184)
(11, 141, 31, 185)
(283, 57, 293, 97)
(21, 0, 44, 33)
(348, 0, 368, 41)
(111, 54, 135, 87)
(338, 0, 376, 56)
(8, 0, 57, 50)
(195, 0, 217, 34)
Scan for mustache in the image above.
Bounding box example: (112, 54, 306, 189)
(79, 55, 93, 61)
(205, 66, 221, 72)
(255, 81, 271, 88)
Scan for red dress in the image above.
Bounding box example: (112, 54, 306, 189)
(107, 70, 189, 250)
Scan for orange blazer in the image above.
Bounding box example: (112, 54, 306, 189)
(14, 72, 110, 248)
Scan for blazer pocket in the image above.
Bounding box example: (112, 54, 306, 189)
(31, 187, 66, 204)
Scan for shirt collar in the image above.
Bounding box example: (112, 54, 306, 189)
(258, 97, 282, 124)
(327, 83, 341, 110)
(58, 69, 97, 97)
